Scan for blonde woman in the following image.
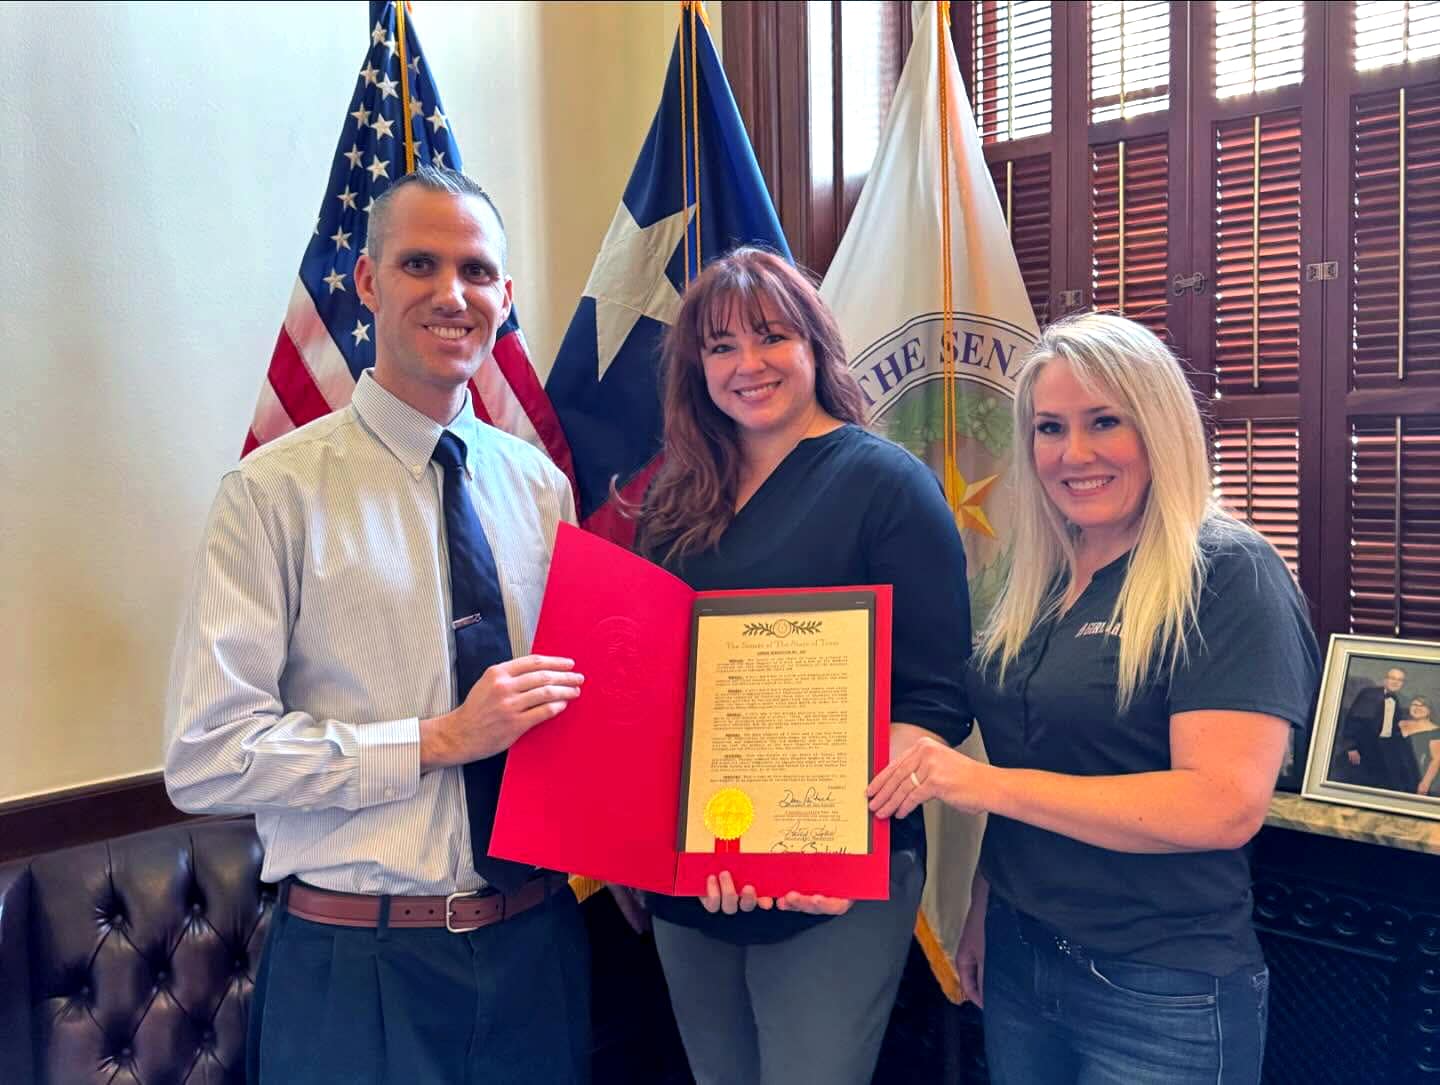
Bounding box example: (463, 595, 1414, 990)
(869, 312, 1320, 1084)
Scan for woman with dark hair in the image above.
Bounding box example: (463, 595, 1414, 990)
(633, 246, 972, 1085)
(1401, 697, 1440, 796)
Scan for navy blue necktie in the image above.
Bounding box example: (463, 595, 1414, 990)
(432, 431, 534, 893)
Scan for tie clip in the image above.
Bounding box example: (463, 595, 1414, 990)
(452, 613, 485, 631)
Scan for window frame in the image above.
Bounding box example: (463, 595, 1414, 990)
(722, 0, 1440, 644)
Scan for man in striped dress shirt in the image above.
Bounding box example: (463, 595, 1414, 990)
(165, 167, 591, 1083)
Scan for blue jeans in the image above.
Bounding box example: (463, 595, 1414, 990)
(983, 894, 1269, 1084)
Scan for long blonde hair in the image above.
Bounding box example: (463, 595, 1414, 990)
(977, 312, 1243, 710)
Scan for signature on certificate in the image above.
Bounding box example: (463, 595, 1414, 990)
(777, 786, 836, 807)
(768, 823, 847, 854)
(769, 840, 850, 854)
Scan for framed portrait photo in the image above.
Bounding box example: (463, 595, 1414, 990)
(1301, 634, 1440, 821)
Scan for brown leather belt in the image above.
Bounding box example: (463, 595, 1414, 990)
(287, 878, 555, 933)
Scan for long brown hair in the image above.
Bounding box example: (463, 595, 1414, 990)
(638, 247, 867, 560)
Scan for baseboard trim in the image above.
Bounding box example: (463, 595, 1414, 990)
(0, 772, 210, 863)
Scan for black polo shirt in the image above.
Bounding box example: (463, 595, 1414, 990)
(970, 521, 1319, 975)
(641, 425, 973, 944)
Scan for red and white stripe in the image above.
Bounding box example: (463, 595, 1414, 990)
(244, 280, 358, 454)
(244, 281, 576, 499)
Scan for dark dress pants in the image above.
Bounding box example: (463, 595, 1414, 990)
(247, 882, 591, 1085)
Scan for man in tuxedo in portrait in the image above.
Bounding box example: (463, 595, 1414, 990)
(1337, 666, 1417, 791)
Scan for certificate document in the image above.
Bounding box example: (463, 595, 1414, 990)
(680, 594, 875, 858)
(489, 524, 893, 899)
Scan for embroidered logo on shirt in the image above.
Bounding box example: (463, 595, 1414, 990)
(1075, 620, 1123, 638)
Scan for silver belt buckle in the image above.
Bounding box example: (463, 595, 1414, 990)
(445, 890, 481, 933)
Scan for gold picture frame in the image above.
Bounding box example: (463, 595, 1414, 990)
(1301, 634, 1440, 822)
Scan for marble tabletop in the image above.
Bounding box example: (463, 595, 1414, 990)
(1266, 792, 1440, 857)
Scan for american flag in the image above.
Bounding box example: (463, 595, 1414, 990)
(243, 0, 573, 484)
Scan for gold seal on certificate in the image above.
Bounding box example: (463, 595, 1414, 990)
(703, 787, 755, 841)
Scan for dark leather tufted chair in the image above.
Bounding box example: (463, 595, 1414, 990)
(0, 819, 276, 1084)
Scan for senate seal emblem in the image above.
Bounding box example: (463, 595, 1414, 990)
(850, 313, 1033, 627)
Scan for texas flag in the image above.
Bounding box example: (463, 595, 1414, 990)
(544, 1, 790, 545)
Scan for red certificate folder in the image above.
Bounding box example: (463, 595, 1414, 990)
(490, 522, 892, 899)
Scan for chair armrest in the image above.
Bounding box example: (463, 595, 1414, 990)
(0, 860, 35, 1082)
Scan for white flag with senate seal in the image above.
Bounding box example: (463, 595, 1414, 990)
(820, 0, 1040, 1004)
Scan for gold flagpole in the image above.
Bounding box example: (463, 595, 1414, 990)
(937, 1, 958, 514)
(678, 3, 692, 283)
(395, 2, 418, 174)
(677, 1, 712, 282)
(689, 1, 703, 270)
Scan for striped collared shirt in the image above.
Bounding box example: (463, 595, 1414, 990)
(164, 371, 574, 895)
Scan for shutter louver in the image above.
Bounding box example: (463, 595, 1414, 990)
(1406, 83, 1440, 383)
(988, 154, 1052, 325)
(1213, 111, 1303, 393)
(1090, 1, 1171, 123)
(1355, 1, 1440, 72)
(1091, 134, 1169, 337)
(1351, 81, 1440, 389)
(1214, 1, 1305, 99)
(972, 1, 1053, 143)
(1349, 417, 1440, 636)
(1213, 419, 1301, 576)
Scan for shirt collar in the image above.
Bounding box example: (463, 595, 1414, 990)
(1092, 548, 1134, 582)
(1043, 547, 1132, 619)
(350, 370, 485, 479)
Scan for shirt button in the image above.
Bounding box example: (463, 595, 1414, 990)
(384, 788, 396, 799)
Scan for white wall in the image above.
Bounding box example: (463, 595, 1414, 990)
(0, 0, 719, 802)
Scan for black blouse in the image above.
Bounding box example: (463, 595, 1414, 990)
(643, 425, 973, 944)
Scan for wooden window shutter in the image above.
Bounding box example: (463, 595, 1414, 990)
(1089, 1, 1171, 123)
(1331, 18, 1440, 640)
(1091, 134, 1169, 337)
(1212, 419, 1302, 577)
(988, 154, 1052, 324)
(1200, 8, 1309, 588)
(1349, 416, 1440, 636)
(1213, 110, 1302, 394)
(972, 0, 1052, 143)
(1351, 80, 1440, 389)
